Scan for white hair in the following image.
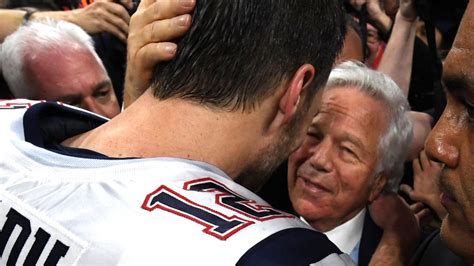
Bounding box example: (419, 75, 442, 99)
(0, 18, 105, 98)
(325, 60, 413, 192)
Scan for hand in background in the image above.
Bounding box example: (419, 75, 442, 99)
(349, 0, 393, 34)
(398, 0, 417, 22)
(69, 0, 131, 42)
(401, 150, 446, 220)
(369, 193, 421, 265)
(369, 193, 420, 237)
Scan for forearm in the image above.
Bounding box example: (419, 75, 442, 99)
(369, 231, 417, 266)
(378, 11, 418, 96)
(0, 9, 71, 43)
(33, 10, 71, 23)
(0, 10, 26, 42)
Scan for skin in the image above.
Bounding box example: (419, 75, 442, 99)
(124, 0, 195, 107)
(65, 60, 317, 189)
(424, 1, 474, 261)
(384, 0, 400, 17)
(336, 25, 365, 64)
(25, 45, 120, 118)
(288, 87, 387, 232)
(0, 5, 130, 44)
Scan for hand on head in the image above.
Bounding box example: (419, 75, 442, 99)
(123, 0, 195, 107)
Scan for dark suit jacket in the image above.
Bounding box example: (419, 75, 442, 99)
(258, 168, 384, 265)
(409, 230, 470, 266)
(258, 167, 384, 265)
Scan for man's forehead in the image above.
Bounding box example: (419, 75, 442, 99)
(443, 48, 474, 86)
(451, 1, 474, 50)
(314, 88, 382, 121)
(443, 1, 474, 92)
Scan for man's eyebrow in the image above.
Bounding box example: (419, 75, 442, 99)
(443, 72, 472, 94)
(339, 132, 364, 150)
(93, 80, 113, 93)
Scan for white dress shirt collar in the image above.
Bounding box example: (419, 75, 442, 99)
(325, 208, 366, 254)
(301, 208, 366, 254)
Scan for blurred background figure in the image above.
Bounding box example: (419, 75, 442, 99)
(1, 19, 120, 118)
(0, 0, 133, 103)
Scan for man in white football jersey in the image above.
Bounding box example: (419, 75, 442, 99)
(0, 0, 351, 265)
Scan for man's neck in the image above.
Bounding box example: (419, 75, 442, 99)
(63, 90, 273, 179)
(306, 205, 366, 233)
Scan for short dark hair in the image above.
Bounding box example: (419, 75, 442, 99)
(151, 0, 346, 111)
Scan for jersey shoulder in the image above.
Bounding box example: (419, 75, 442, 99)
(0, 99, 107, 144)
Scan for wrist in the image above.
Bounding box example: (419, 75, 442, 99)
(381, 230, 419, 262)
(21, 9, 37, 25)
(369, 232, 414, 266)
(62, 10, 76, 25)
(373, 12, 392, 32)
(35, 10, 71, 23)
(396, 10, 418, 24)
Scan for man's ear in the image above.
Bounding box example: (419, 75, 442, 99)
(369, 174, 388, 202)
(269, 64, 315, 130)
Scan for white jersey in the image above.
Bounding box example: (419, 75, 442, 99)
(0, 99, 353, 265)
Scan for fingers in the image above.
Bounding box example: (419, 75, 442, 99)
(410, 202, 433, 227)
(349, 0, 367, 10)
(118, 0, 134, 10)
(136, 42, 178, 68)
(418, 149, 444, 172)
(99, 18, 128, 42)
(137, 0, 196, 18)
(400, 184, 413, 197)
(133, 0, 194, 32)
(99, 0, 134, 10)
(419, 150, 431, 169)
(415, 207, 432, 227)
(85, 2, 130, 41)
(400, 184, 422, 202)
(410, 202, 425, 213)
(412, 157, 422, 174)
(139, 14, 191, 45)
(101, 2, 131, 29)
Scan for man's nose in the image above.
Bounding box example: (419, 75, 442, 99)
(308, 139, 333, 173)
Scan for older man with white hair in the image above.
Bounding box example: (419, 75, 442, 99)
(288, 61, 414, 264)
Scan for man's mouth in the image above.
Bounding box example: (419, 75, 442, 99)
(439, 177, 459, 208)
(297, 174, 331, 194)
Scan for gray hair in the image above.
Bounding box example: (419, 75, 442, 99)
(325, 60, 413, 192)
(0, 18, 105, 98)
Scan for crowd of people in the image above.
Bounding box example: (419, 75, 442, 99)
(0, 0, 472, 265)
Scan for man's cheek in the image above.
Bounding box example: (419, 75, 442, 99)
(289, 145, 310, 168)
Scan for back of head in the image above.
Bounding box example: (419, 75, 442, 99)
(151, 0, 346, 111)
(326, 61, 413, 191)
(0, 19, 104, 99)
